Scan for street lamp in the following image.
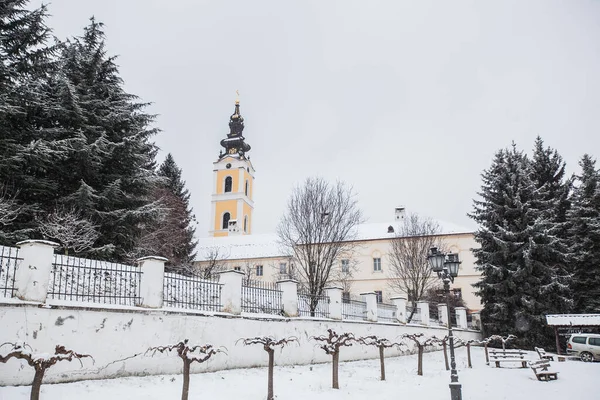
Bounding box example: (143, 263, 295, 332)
(427, 247, 462, 400)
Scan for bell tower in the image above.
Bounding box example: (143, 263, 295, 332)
(210, 96, 255, 237)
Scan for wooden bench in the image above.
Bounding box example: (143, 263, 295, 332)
(489, 349, 529, 368)
(535, 347, 554, 361)
(529, 360, 558, 381)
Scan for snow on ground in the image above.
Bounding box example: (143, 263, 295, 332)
(0, 347, 596, 400)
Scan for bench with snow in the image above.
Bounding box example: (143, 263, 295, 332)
(489, 349, 529, 368)
(534, 347, 554, 361)
(529, 360, 558, 381)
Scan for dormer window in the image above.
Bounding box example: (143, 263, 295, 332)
(224, 176, 232, 193)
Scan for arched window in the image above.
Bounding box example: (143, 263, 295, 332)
(224, 176, 232, 193)
(243, 215, 248, 233)
(222, 212, 231, 229)
(245, 180, 249, 196)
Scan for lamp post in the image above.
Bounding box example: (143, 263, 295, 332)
(427, 247, 462, 400)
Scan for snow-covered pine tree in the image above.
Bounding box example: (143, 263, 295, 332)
(567, 155, 600, 313)
(470, 143, 572, 349)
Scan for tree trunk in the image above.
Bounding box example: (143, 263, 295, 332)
(182, 360, 191, 400)
(443, 341, 449, 371)
(30, 368, 45, 400)
(417, 346, 423, 376)
(467, 343, 472, 368)
(379, 346, 386, 381)
(484, 344, 489, 365)
(332, 351, 339, 389)
(267, 349, 274, 400)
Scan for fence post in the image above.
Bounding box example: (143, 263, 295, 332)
(218, 269, 244, 315)
(390, 296, 407, 323)
(438, 303, 449, 326)
(15, 240, 58, 303)
(137, 256, 167, 309)
(361, 292, 378, 322)
(325, 287, 343, 320)
(277, 279, 298, 317)
(455, 307, 468, 329)
(417, 300, 430, 326)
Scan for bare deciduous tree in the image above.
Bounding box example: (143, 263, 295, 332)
(387, 213, 443, 322)
(357, 336, 406, 380)
(402, 333, 439, 376)
(196, 246, 230, 279)
(479, 334, 517, 364)
(278, 178, 363, 315)
(311, 329, 355, 389)
(0, 186, 22, 227)
(38, 206, 99, 255)
(455, 338, 477, 368)
(0, 342, 93, 400)
(433, 336, 451, 371)
(237, 336, 298, 400)
(147, 339, 225, 400)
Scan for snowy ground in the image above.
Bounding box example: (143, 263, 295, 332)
(0, 347, 596, 400)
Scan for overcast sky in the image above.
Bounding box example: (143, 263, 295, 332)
(35, 0, 600, 237)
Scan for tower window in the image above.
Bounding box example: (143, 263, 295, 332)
(222, 212, 231, 229)
(224, 176, 232, 193)
(243, 215, 248, 233)
(245, 180, 249, 196)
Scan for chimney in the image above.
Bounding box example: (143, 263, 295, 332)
(395, 207, 406, 221)
(228, 219, 240, 235)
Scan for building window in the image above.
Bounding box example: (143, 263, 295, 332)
(234, 266, 241, 271)
(222, 212, 231, 229)
(245, 180, 249, 196)
(279, 263, 287, 274)
(452, 288, 462, 299)
(243, 215, 248, 233)
(374, 290, 383, 303)
(342, 291, 350, 303)
(256, 265, 263, 276)
(224, 176, 232, 193)
(373, 257, 382, 272)
(289, 263, 294, 277)
(341, 259, 350, 273)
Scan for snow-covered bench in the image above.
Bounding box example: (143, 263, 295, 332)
(534, 347, 554, 361)
(489, 349, 529, 368)
(529, 360, 558, 381)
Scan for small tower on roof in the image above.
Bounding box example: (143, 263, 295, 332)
(210, 94, 255, 237)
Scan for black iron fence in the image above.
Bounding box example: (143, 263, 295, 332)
(0, 246, 20, 298)
(376, 302, 396, 322)
(406, 306, 422, 323)
(241, 280, 283, 315)
(163, 272, 222, 311)
(297, 288, 330, 318)
(48, 254, 142, 306)
(342, 296, 367, 321)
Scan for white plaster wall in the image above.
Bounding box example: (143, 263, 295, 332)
(0, 303, 480, 386)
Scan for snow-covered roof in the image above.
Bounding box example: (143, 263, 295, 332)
(354, 220, 474, 241)
(545, 314, 600, 326)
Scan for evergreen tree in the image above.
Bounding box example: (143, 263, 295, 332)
(567, 155, 600, 312)
(470, 143, 572, 349)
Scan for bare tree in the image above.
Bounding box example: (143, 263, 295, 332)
(387, 213, 443, 322)
(433, 336, 451, 371)
(455, 338, 477, 368)
(38, 206, 99, 255)
(311, 329, 355, 389)
(197, 246, 230, 279)
(357, 336, 406, 381)
(147, 339, 225, 400)
(278, 178, 363, 315)
(0, 186, 22, 227)
(479, 334, 516, 364)
(402, 333, 439, 376)
(0, 342, 93, 400)
(237, 336, 297, 400)
(330, 256, 359, 296)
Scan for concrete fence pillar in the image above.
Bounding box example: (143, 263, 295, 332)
(15, 240, 58, 303)
(417, 300, 430, 326)
(455, 307, 468, 329)
(137, 256, 167, 309)
(390, 296, 407, 323)
(438, 303, 449, 326)
(361, 292, 378, 322)
(218, 270, 244, 315)
(325, 287, 343, 320)
(277, 279, 298, 317)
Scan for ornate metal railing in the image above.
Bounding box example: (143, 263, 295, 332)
(342, 296, 367, 321)
(241, 280, 283, 315)
(0, 246, 20, 298)
(376, 302, 396, 322)
(297, 289, 330, 318)
(163, 272, 222, 311)
(48, 254, 142, 306)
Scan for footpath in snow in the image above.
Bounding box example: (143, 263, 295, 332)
(0, 347, 597, 400)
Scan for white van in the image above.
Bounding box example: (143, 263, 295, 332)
(567, 333, 600, 362)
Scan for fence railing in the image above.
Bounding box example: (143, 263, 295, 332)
(342, 297, 367, 321)
(163, 272, 222, 312)
(48, 254, 142, 306)
(241, 280, 283, 315)
(376, 302, 396, 322)
(0, 246, 20, 298)
(297, 289, 330, 318)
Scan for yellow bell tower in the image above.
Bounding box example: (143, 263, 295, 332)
(210, 97, 255, 237)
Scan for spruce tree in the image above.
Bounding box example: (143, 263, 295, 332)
(567, 155, 600, 312)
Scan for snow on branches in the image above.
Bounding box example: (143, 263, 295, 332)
(401, 333, 439, 376)
(357, 335, 406, 381)
(311, 329, 355, 389)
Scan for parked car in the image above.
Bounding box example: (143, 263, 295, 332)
(566, 333, 600, 362)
